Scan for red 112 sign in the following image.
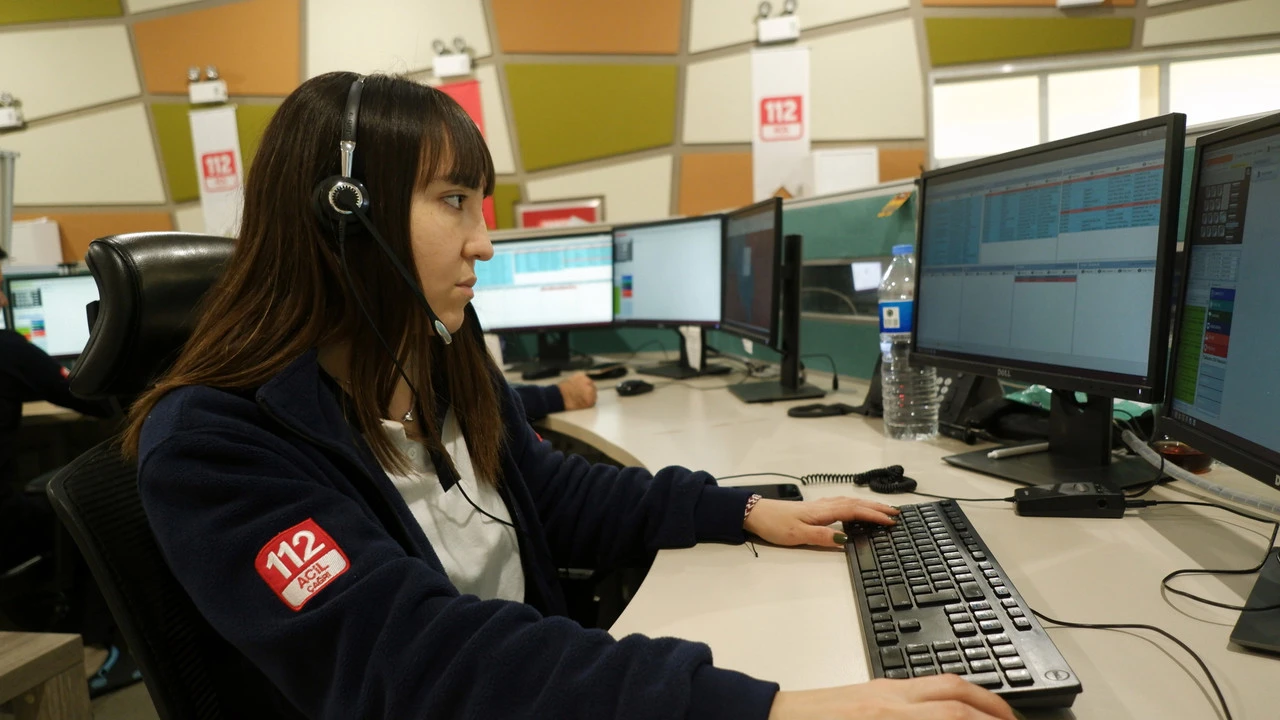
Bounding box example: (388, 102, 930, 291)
(200, 150, 239, 192)
(759, 95, 804, 142)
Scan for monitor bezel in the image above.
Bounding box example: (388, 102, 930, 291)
(720, 197, 783, 348)
(474, 228, 616, 334)
(1158, 110, 1280, 489)
(610, 214, 726, 329)
(911, 114, 1187, 403)
(3, 271, 99, 360)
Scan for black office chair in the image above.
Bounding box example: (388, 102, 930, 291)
(45, 233, 302, 719)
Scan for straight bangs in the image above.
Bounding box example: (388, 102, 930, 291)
(417, 93, 496, 197)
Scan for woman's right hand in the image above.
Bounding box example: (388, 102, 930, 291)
(768, 675, 1017, 720)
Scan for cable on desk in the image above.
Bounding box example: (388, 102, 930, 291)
(1028, 606, 1233, 720)
(1123, 453, 1167, 498)
(800, 353, 839, 390)
(911, 491, 1015, 504)
(715, 472, 806, 483)
(1126, 499, 1280, 613)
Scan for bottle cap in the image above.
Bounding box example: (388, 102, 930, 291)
(892, 244, 914, 256)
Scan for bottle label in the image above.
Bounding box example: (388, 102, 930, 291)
(879, 300, 913, 334)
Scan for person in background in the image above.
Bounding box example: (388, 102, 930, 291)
(123, 73, 1015, 720)
(513, 372, 597, 421)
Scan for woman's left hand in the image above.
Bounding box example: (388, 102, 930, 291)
(743, 496, 899, 548)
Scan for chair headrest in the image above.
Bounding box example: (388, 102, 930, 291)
(71, 232, 234, 400)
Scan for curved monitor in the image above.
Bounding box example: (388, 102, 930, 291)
(914, 115, 1186, 402)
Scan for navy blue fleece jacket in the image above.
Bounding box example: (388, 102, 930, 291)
(137, 350, 779, 719)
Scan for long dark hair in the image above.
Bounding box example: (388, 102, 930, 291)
(123, 72, 505, 484)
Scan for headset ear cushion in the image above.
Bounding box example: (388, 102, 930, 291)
(312, 175, 371, 240)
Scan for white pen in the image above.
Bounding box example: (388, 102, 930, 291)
(987, 441, 1051, 460)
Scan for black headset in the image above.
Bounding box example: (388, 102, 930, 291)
(312, 75, 453, 344)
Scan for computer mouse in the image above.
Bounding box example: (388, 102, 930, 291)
(616, 379, 655, 397)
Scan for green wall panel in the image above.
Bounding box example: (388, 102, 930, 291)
(152, 103, 279, 203)
(784, 193, 917, 261)
(0, 0, 120, 25)
(493, 183, 522, 230)
(926, 18, 1134, 66)
(506, 64, 678, 171)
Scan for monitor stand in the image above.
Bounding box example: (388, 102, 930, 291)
(513, 331, 594, 376)
(943, 389, 1160, 490)
(637, 327, 730, 380)
(1230, 549, 1280, 655)
(729, 233, 825, 404)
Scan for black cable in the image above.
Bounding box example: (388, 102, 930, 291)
(1124, 453, 1167, 498)
(911, 491, 1015, 503)
(1029, 607, 1233, 720)
(715, 472, 806, 483)
(1128, 499, 1280, 612)
(801, 353, 839, 390)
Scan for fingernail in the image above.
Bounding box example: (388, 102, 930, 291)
(833, 532, 848, 545)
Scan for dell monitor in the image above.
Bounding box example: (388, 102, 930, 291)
(472, 230, 612, 373)
(1161, 110, 1280, 655)
(611, 215, 728, 378)
(914, 114, 1187, 488)
(721, 197, 824, 404)
(6, 273, 99, 360)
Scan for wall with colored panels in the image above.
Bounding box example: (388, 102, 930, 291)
(1, 0, 1276, 268)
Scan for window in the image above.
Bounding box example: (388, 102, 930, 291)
(932, 76, 1040, 164)
(1047, 66, 1144, 141)
(1169, 52, 1280, 127)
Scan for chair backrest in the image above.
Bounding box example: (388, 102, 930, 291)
(45, 233, 303, 719)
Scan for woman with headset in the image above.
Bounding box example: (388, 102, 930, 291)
(124, 73, 1013, 720)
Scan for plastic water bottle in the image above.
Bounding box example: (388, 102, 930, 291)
(878, 244, 938, 441)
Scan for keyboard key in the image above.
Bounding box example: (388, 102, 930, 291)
(955, 573, 976, 583)
(909, 653, 933, 666)
(1005, 668, 1033, 686)
(905, 643, 929, 655)
(984, 569, 1000, 579)
(1013, 617, 1033, 631)
(959, 637, 984, 649)
(947, 612, 970, 624)
(953, 623, 977, 636)
(986, 634, 1011, 647)
(998, 656, 1025, 670)
(1006, 607, 1025, 618)
(933, 581, 955, 591)
(966, 672, 1003, 689)
(874, 621, 895, 633)
(885, 669, 910, 679)
(970, 659, 995, 673)
(972, 551, 987, 561)
(974, 610, 997, 622)
(889, 585, 913, 609)
(978, 562, 993, 571)
(898, 620, 921, 633)
(931, 640, 956, 652)
(912, 667, 938, 677)
(936, 650, 962, 664)
(947, 559, 968, 568)
(915, 590, 959, 606)
(941, 662, 968, 675)
(880, 647, 905, 669)
(871, 612, 892, 623)
(979, 620, 1004, 634)
(992, 645, 1019, 658)
(1000, 598, 1019, 609)
(868, 596, 889, 611)
(866, 587, 885, 596)
(968, 601, 990, 611)
(994, 587, 1012, 598)
(960, 583, 985, 600)
(876, 632, 899, 646)
(944, 603, 966, 614)
(963, 647, 990, 661)
(855, 541, 877, 569)
(910, 584, 932, 596)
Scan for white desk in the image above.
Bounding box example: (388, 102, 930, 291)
(526, 365, 1280, 720)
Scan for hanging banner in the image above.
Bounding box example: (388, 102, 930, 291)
(438, 79, 497, 229)
(751, 45, 810, 201)
(189, 106, 244, 237)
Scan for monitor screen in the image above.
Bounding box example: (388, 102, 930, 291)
(612, 216, 722, 326)
(915, 117, 1183, 400)
(721, 198, 782, 347)
(7, 274, 98, 358)
(471, 231, 613, 332)
(1165, 114, 1280, 479)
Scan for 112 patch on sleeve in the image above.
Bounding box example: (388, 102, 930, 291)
(255, 519, 350, 610)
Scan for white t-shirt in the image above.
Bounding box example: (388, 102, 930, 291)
(377, 411, 525, 602)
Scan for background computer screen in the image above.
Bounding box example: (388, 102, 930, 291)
(7, 274, 98, 358)
(472, 231, 613, 332)
(915, 120, 1179, 396)
(612, 216, 722, 325)
(722, 199, 781, 346)
(1167, 120, 1280, 468)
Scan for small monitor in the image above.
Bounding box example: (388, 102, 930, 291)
(721, 198, 782, 348)
(914, 115, 1186, 488)
(6, 274, 99, 359)
(472, 230, 613, 332)
(1160, 110, 1280, 656)
(612, 216, 723, 326)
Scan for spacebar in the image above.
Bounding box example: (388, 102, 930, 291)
(914, 589, 960, 606)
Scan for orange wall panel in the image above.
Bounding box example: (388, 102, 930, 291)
(491, 0, 681, 54)
(679, 153, 753, 217)
(134, 0, 299, 96)
(923, 0, 1133, 6)
(15, 212, 174, 263)
(879, 149, 926, 182)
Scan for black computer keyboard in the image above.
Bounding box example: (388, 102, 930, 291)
(842, 500, 1082, 709)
